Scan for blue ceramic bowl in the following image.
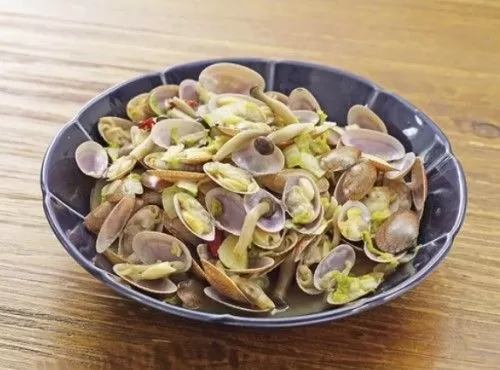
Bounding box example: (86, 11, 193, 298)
(40, 58, 467, 327)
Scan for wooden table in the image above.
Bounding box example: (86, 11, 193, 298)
(1, 0, 499, 368)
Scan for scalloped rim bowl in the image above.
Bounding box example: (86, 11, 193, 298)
(40, 58, 467, 328)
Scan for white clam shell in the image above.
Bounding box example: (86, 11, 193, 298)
(75, 141, 109, 178)
(341, 128, 405, 162)
(151, 119, 205, 149)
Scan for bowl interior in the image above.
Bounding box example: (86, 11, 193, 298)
(41, 58, 467, 327)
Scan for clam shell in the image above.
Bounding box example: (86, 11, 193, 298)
(231, 275, 275, 310)
(207, 93, 268, 112)
(205, 187, 245, 235)
(226, 256, 275, 275)
(204, 287, 269, 313)
(150, 119, 205, 149)
(213, 128, 271, 162)
(148, 84, 179, 116)
(292, 235, 320, 263)
(319, 146, 361, 172)
(141, 171, 172, 192)
(177, 278, 205, 309)
(385, 152, 416, 180)
(410, 157, 427, 218)
(173, 193, 215, 242)
(113, 264, 177, 295)
(363, 242, 407, 263)
(105, 155, 137, 181)
(375, 210, 419, 254)
(261, 230, 300, 258)
(361, 153, 396, 172)
(96, 195, 136, 253)
(97, 117, 134, 146)
(75, 141, 109, 178)
(283, 175, 321, 226)
(347, 105, 387, 133)
(84, 200, 115, 234)
(118, 205, 163, 258)
(265, 91, 289, 105)
(293, 110, 320, 124)
(257, 169, 315, 194)
(270, 253, 296, 311)
(296, 264, 322, 295)
(126, 93, 154, 122)
(203, 162, 259, 195)
(252, 229, 283, 250)
(267, 123, 315, 145)
(231, 137, 285, 176)
(250, 86, 299, 125)
(164, 217, 203, 247)
(190, 259, 208, 282)
(313, 244, 356, 291)
(341, 128, 405, 161)
(385, 178, 412, 213)
(244, 189, 286, 233)
(288, 88, 320, 111)
(132, 230, 192, 272)
(179, 79, 199, 102)
(336, 200, 371, 242)
(103, 246, 127, 265)
(199, 62, 265, 94)
(201, 259, 250, 304)
(338, 162, 377, 201)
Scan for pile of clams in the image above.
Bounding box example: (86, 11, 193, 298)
(76, 62, 428, 315)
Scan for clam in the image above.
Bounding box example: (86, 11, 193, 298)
(205, 187, 245, 235)
(148, 84, 179, 116)
(231, 190, 285, 256)
(96, 195, 136, 253)
(201, 258, 250, 304)
(270, 253, 296, 310)
(375, 210, 419, 254)
(177, 279, 205, 309)
(178, 79, 199, 103)
(293, 110, 320, 124)
(173, 192, 215, 241)
(336, 161, 377, 201)
(203, 162, 259, 194)
(213, 128, 272, 162)
(362, 186, 392, 230)
(217, 234, 274, 273)
(101, 174, 143, 203)
(252, 228, 282, 250)
(198, 62, 265, 95)
(283, 175, 321, 227)
(293, 234, 321, 263)
(265, 91, 289, 105)
(320, 146, 361, 172)
(113, 263, 178, 295)
(105, 155, 137, 181)
(83, 200, 115, 234)
(164, 217, 203, 247)
(127, 93, 154, 122)
(118, 205, 163, 258)
(97, 117, 134, 146)
(132, 231, 192, 272)
(250, 86, 299, 126)
(313, 244, 356, 291)
(150, 119, 206, 149)
(207, 93, 269, 113)
(141, 171, 172, 192)
(259, 230, 300, 258)
(296, 264, 322, 295)
(231, 275, 275, 311)
(231, 136, 285, 176)
(267, 123, 315, 146)
(346, 105, 387, 133)
(409, 157, 427, 219)
(75, 141, 109, 178)
(361, 153, 396, 172)
(143, 151, 203, 172)
(203, 99, 273, 128)
(337, 201, 371, 242)
(341, 128, 405, 162)
(385, 178, 412, 213)
(257, 169, 315, 194)
(288, 88, 320, 111)
(385, 152, 416, 180)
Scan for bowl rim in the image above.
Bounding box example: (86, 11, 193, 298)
(40, 57, 468, 328)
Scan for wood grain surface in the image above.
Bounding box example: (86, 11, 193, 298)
(1, 0, 499, 369)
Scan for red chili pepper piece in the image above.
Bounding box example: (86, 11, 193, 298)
(208, 229, 224, 258)
(186, 100, 198, 109)
(138, 117, 155, 131)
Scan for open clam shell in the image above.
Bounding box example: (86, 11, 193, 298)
(347, 105, 387, 133)
(252, 228, 283, 250)
(319, 146, 361, 172)
(288, 87, 320, 111)
(84, 201, 115, 234)
(384, 178, 412, 213)
(293, 110, 320, 124)
(150, 119, 205, 149)
(231, 136, 285, 176)
(179, 79, 199, 102)
(337, 200, 371, 242)
(204, 287, 271, 313)
(265, 91, 289, 105)
(313, 244, 356, 291)
(244, 189, 286, 233)
(213, 128, 272, 162)
(173, 192, 215, 242)
(132, 231, 192, 272)
(164, 216, 203, 247)
(283, 175, 321, 227)
(296, 264, 322, 295)
(409, 157, 427, 218)
(127, 93, 154, 122)
(260, 230, 300, 258)
(341, 128, 405, 162)
(257, 169, 315, 194)
(113, 263, 178, 295)
(75, 141, 109, 178)
(198, 62, 265, 95)
(97, 117, 134, 146)
(96, 195, 136, 253)
(205, 187, 245, 235)
(118, 205, 163, 258)
(203, 162, 259, 194)
(207, 93, 268, 113)
(201, 258, 250, 304)
(148, 84, 179, 116)
(177, 279, 205, 309)
(385, 152, 416, 180)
